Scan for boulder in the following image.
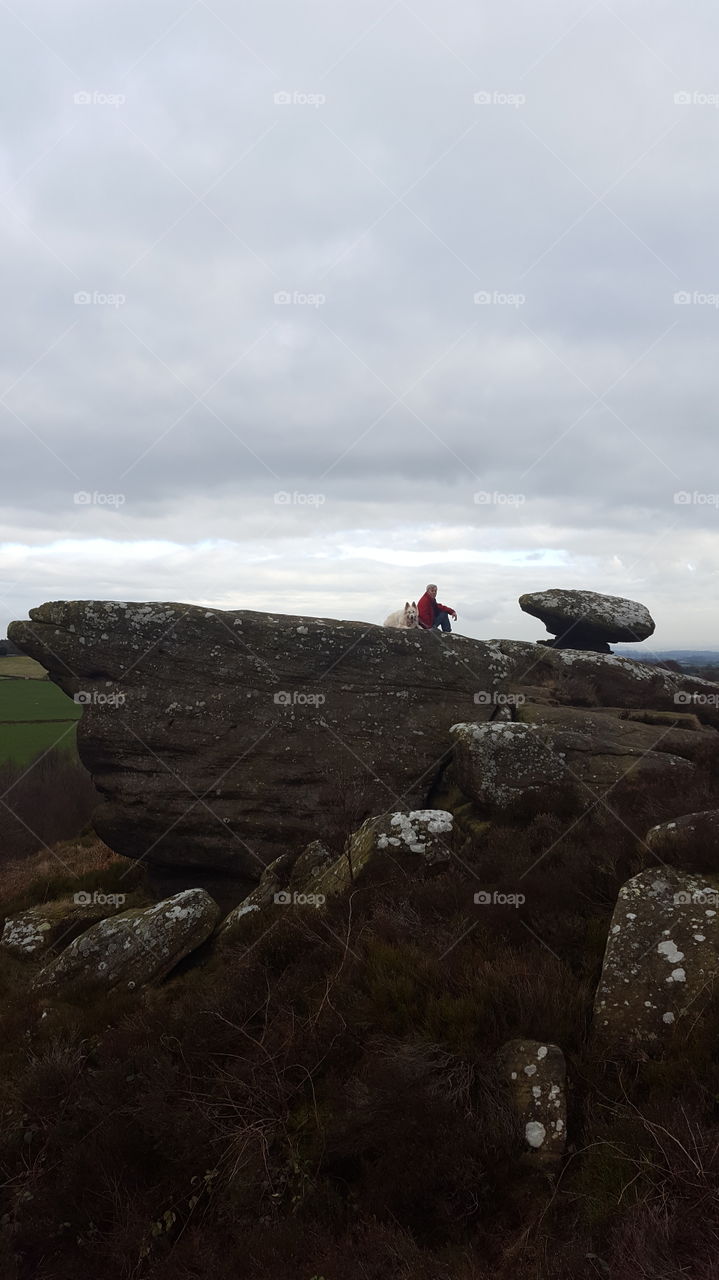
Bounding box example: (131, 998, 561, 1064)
(33, 889, 220, 993)
(220, 810, 456, 935)
(9, 603, 719, 876)
(497, 1039, 567, 1164)
(1, 893, 130, 959)
(519, 589, 655, 649)
(646, 810, 719, 861)
(593, 868, 719, 1056)
(451, 709, 697, 809)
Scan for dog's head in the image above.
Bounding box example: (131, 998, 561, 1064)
(404, 601, 419, 627)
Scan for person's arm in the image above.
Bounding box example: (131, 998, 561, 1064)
(437, 601, 457, 618)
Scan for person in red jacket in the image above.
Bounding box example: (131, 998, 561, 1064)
(417, 584, 457, 632)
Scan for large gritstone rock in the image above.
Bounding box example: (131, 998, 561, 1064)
(593, 868, 719, 1057)
(646, 810, 719, 862)
(33, 889, 220, 993)
(1, 893, 131, 959)
(9, 602, 719, 876)
(519, 589, 655, 651)
(497, 1039, 567, 1165)
(450, 708, 699, 809)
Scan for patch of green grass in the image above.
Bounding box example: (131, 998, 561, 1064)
(0, 679, 80, 722)
(0, 656, 47, 679)
(0, 719, 79, 765)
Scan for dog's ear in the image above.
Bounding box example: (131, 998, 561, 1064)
(411, 601, 417, 607)
(404, 601, 410, 609)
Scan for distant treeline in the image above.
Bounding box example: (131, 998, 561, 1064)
(0, 639, 22, 656)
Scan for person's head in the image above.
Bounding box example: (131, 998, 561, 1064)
(426, 583, 437, 598)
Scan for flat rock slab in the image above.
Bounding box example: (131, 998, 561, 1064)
(33, 889, 220, 993)
(593, 868, 719, 1056)
(497, 1039, 567, 1163)
(451, 711, 697, 809)
(519, 590, 655, 644)
(9, 603, 719, 875)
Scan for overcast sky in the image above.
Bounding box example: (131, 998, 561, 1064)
(1, 0, 718, 649)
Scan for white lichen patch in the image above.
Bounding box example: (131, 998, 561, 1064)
(525, 1121, 546, 1148)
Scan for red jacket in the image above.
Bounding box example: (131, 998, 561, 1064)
(417, 591, 454, 629)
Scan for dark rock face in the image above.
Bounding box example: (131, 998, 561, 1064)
(9, 601, 719, 877)
(519, 589, 655, 651)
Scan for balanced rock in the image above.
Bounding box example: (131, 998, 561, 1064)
(593, 868, 719, 1056)
(33, 889, 220, 993)
(9, 602, 719, 877)
(1, 893, 130, 959)
(497, 1039, 567, 1164)
(519, 589, 655, 652)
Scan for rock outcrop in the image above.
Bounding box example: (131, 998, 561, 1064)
(9, 601, 719, 877)
(220, 810, 456, 935)
(33, 889, 220, 993)
(646, 810, 719, 860)
(519, 589, 655, 652)
(451, 707, 701, 809)
(593, 868, 719, 1056)
(497, 1039, 567, 1165)
(1, 893, 131, 959)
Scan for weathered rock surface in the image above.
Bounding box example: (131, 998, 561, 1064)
(1, 894, 129, 959)
(519, 589, 655, 650)
(33, 889, 220, 992)
(220, 810, 456, 935)
(9, 601, 719, 875)
(593, 868, 719, 1056)
(497, 1039, 567, 1164)
(646, 810, 719, 860)
(451, 708, 698, 808)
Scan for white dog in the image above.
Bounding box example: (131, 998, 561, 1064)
(384, 601, 419, 629)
